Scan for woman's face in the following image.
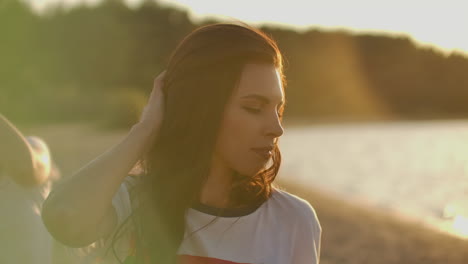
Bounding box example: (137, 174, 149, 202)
(213, 63, 284, 177)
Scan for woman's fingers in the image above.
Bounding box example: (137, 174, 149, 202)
(138, 70, 167, 135)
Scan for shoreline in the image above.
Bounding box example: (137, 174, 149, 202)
(278, 179, 468, 264)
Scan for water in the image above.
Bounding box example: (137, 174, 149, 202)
(278, 120, 468, 239)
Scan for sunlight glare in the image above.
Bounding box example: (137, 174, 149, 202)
(452, 215, 468, 238)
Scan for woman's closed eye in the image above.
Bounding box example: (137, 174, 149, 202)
(243, 107, 283, 117)
(243, 107, 261, 114)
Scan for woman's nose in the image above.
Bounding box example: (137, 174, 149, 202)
(265, 115, 284, 138)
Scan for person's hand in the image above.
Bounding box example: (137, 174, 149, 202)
(137, 70, 166, 140)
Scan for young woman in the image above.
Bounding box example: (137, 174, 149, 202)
(42, 23, 321, 264)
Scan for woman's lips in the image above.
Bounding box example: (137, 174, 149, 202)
(251, 149, 272, 159)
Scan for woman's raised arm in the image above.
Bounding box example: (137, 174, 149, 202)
(41, 71, 166, 247)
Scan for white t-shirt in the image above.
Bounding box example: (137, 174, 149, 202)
(73, 177, 322, 264)
(0, 173, 53, 264)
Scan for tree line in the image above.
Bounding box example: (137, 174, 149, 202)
(2, 0, 468, 126)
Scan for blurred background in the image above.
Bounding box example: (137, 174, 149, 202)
(4, 0, 468, 125)
(2, 0, 468, 263)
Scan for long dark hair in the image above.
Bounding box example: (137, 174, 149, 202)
(126, 22, 286, 264)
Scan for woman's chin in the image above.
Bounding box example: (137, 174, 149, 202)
(234, 164, 268, 178)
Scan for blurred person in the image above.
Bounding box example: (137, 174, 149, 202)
(42, 23, 321, 264)
(0, 114, 60, 263)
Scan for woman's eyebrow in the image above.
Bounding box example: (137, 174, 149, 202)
(241, 94, 284, 106)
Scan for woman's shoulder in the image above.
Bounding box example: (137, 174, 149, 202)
(269, 187, 320, 223)
(269, 187, 322, 240)
(270, 187, 315, 209)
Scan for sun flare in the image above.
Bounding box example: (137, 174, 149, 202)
(452, 215, 468, 238)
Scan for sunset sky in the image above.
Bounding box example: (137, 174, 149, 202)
(27, 0, 468, 55)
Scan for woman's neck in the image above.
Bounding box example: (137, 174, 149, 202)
(199, 161, 233, 208)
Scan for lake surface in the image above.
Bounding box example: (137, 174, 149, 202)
(279, 120, 468, 239)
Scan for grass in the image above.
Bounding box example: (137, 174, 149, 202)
(22, 122, 468, 264)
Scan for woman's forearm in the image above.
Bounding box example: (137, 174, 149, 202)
(42, 123, 155, 246)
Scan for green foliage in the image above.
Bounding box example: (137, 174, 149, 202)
(1, 0, 468, 127)
(100, 88, 147, 129)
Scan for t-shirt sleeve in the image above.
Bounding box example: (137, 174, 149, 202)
(72, 176, 138, 263)
(292, 201, 322, 264)
(111, 178, 133, 228)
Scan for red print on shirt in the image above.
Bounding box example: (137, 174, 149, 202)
(178, 255, 253, 264)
